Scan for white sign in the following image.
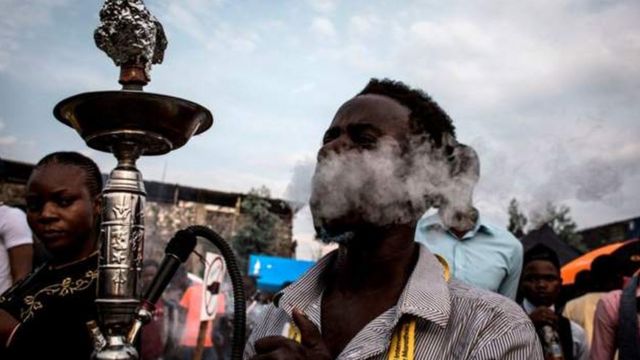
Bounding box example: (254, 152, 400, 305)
(201, 252, 226, 321)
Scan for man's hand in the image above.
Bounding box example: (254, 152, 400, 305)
(252, 308, 331, 360)
(528, 307, 558, 329)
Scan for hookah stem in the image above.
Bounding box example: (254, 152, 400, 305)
(186, 225, 246, 360)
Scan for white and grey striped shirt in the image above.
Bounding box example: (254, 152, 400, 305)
(244, 244, 543, 360)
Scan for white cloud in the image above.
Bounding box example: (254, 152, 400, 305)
(310, 17, 336, 39)
(0, 136, 17, 146)
(161, 3, 209, 44)
(0, 118, 24, 153)
(0, 119, 15, 145)
(0, 0, 73, 71)
(348, 14, 379, 37)
(156, 1, 259, 54)
(292, 82, 317, 94)
(306, 0, 338, 13)
(212, 25, 258, 53)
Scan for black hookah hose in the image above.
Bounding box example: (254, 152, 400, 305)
(186, 225, 246, 360)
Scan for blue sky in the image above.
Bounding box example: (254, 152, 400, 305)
(1, 0, 639, 258)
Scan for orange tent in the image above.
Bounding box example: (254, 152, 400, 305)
(560, 240, 634, 284)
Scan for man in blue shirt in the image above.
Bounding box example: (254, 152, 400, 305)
(415, 145, 523, 300)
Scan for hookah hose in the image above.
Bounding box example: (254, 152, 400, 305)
(185, 225, 246, 360)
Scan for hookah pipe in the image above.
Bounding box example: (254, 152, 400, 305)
(53, 2, 235, 358)
(126, 226, 246, 360)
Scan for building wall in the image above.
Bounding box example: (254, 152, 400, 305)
(0, 182, 27, 208)
(579, 217, 640, 249)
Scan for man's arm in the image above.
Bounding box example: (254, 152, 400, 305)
(1, 207, 33, 284)
(8, 244, 33, 283)
(498, 240, 523, 300)
(470, 322, 543, 360)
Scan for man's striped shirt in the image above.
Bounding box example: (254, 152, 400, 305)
(244, 244, 543, 360)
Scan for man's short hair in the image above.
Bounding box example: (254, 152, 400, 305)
(358, 78, 456, 147)
(523, 244, 561, 272)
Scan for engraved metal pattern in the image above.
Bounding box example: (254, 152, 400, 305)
(93, 164, 146, 360)
(111, 203, 132, 264)
(98, 175, 145, 300)
(94, 0, 168, 78)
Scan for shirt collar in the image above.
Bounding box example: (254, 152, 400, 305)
(419, 212, 494, 237)
(276, 244, 451, 328)
(396, 245, 451, 327)
(522, 298, 555, 314)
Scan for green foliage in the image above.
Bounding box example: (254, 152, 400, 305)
(231, 186, 282, 273)
(507, 198, 527, 238)
(532, 202, 587, 252)
(507, 199, 587, 252)
(533, 202, 588, 252)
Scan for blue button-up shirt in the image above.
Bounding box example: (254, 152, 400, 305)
(414, 213, 523, 300)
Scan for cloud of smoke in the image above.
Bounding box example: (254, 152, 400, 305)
(533, 157, 625, 205)
(469, 126, 640, 229)
(298, 135, 480, 242)
(436, 144, 480, 232)
(284, 158, 315, 206)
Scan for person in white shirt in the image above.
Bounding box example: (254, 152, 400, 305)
(0, 204, 33, 294)
(520, 244, 588, 360)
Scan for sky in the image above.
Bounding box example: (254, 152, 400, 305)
(1, 0, 639, 259)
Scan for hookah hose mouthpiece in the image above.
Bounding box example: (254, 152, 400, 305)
(144, 229, 197, 304)
(126, 229, 197, 346)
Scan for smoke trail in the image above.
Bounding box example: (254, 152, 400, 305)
(306, 134, 480, 241)
(284, 158, 315, 205)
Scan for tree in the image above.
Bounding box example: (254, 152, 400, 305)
(231, 186, 283, 273)
(507, 198, 528, 238)
(531, 202, 586, 252)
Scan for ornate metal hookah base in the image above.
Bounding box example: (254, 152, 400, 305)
(52, 1, 213, 359)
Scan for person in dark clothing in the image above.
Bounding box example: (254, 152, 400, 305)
(520, 244, 588, 360)
(0, 152, 102, 359)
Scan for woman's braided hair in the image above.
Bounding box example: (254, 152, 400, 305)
(35, 151, 103, 197)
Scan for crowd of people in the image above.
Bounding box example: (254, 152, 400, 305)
(0, 79, 638, 359)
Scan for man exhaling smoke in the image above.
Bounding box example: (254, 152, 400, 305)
(310, 125, 462, 244)
(310, 139, 423, 244)
(245, 78, 541, 360)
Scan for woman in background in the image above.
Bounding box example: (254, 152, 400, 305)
(0, 151, 102, 359)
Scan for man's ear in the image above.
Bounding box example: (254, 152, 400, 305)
(447, 143, 480, 181)
(441, 133, 458, 158)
